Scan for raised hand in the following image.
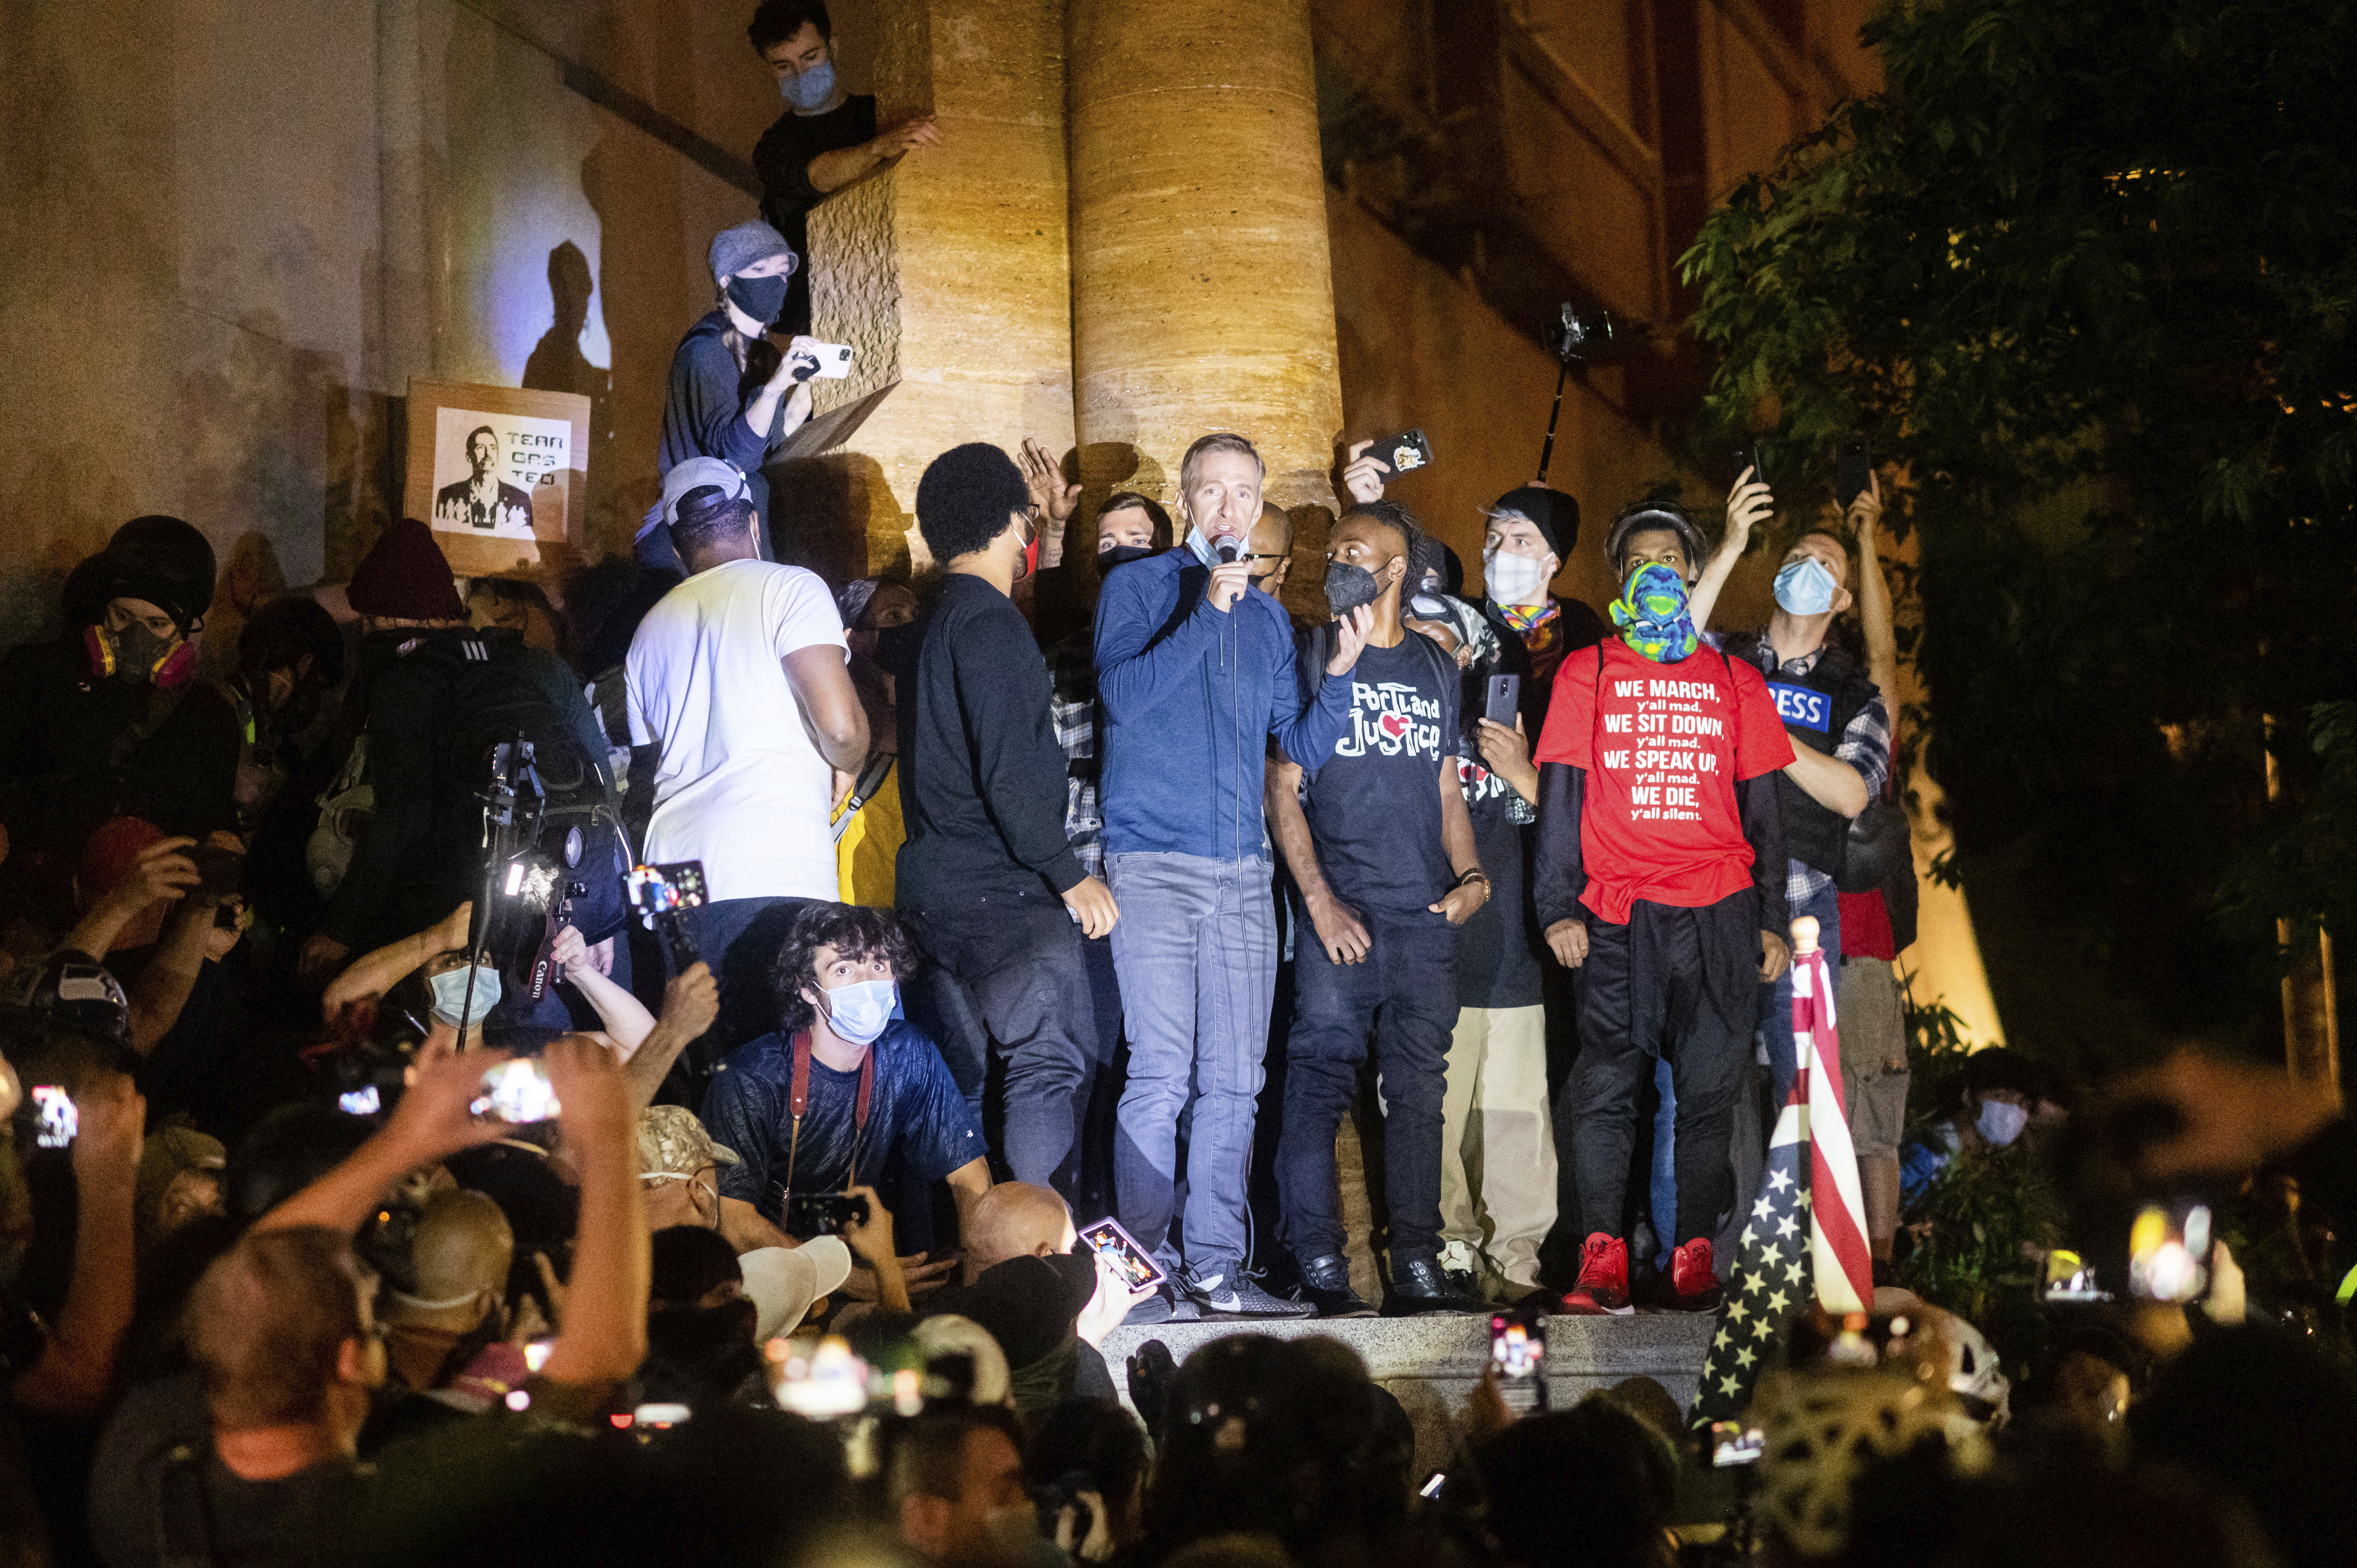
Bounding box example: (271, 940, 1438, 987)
(70, 1070, 145, 1192)
(1019, 436, 1082, 526)
(1848, 469, 1883, 538)
(1341, 439, 1389, 504)
(1724, 466, 1774, 552)
(1325, 604, 1375, 675)
(658, 961, 720, 1044)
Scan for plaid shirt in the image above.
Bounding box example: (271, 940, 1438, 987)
(1054, 694, 1103, 880)
(1733, 642, 1892, 906)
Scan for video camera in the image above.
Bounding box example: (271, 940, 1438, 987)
(1544, 303, 1615, 364)
(625, 860, 708, 973)
(1535, 304, 1618, 486)
(472, 736, 592, 1010)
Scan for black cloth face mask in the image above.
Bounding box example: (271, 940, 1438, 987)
(1096, 544, 1157, 575)
(725, 273, 790, 327)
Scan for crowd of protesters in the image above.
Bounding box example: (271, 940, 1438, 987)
(0, 2, 2350, 1562)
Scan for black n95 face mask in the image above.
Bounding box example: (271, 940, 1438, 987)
(1324, 562, 1380, 615)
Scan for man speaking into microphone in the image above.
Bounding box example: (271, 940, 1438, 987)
(1093, 432, 1371, 1320)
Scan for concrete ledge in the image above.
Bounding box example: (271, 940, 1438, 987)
(1100, 1313, 1714, 1474)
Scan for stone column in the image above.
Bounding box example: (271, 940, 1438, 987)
(1065, 0, 1343, 519)
(800, 0, 1074, 579)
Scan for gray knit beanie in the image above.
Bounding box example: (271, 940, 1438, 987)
(708, 220, 797, 284)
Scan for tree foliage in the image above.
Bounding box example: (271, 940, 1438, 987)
(1682, 0, 2357, 1072)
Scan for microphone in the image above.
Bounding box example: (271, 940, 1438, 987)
(1212, 534, 1242, 565)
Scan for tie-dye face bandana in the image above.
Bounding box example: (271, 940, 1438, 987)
(1610, 562, 1700, 663)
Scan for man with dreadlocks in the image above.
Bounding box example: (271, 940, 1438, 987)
(1531, 499, 1795, 1315)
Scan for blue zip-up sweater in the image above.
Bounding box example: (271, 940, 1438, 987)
(1094, 547, 1352, 859)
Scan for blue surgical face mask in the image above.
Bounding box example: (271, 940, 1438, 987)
(1773, 556, 1839, 616)
(1186, 526, 1242, 568)
(779, 59, 837, 112)
(1975, 1099, 2029, 1149)
(428, 962, 502, 1027)
(821, 979, 896, 1046)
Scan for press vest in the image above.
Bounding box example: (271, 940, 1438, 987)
(1724, 632, 1877, 876)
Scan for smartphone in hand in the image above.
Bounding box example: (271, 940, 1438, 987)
(1366, 429, 1434, 475)
(1484, 674, 1521, 728)
(1836, 438, 1873, 509)
(1077, 1216, 1168, 1292)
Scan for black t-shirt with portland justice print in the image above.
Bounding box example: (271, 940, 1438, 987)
(1290, 630, 1461, 916)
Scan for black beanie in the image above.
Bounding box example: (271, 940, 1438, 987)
(1488, 486, 1580, 560)
(71, 516, 217, 631)
(916, 443, 1033, 564)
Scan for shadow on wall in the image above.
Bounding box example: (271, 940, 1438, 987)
(769, 451, 908, 586)
(522, 239, 618, 553)
(578, 6, 694, 563)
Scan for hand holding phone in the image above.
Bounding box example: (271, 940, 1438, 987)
(1707, 1421, 1764, 1467)
(1484, 674, 1521, 728)
(1076, 1216, 1168, 1292)
(187, 844, 245, 901)
(1365, 429, 1434, 476)
(1488, 1306, 1548, 1413)
(626, 861, 707, 972)
(472, 1057, 561, 1124)
(31, 1085, 76, 1148)
(785, 1190, 873, 1239)
(1836, 438, 1873, 510)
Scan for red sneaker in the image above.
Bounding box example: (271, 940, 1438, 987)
(1669, 1238, 1721, 1310)
(1560, 1233, 1633, 1315)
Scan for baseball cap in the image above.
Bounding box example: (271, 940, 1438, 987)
(10, 953, 134, 1047)
(911, 1313, 1014, 1406)
(636, 1104, 742, 1180)
(740, 1238, 853, 1342)
(661, 458, 753, 528)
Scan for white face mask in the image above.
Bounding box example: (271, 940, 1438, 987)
(819, 979, 896, 1045)
(1483, 547, 1551, 607)
(1975, 1100, 2029, 1149)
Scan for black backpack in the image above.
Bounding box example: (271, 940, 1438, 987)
(405, 629, 630, 942)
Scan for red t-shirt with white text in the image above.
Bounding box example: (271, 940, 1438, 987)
(1533, 638, 1795, 924)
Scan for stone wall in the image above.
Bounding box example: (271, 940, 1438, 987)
(0, 0, 769, 645)
(803, 0, 1075, 580)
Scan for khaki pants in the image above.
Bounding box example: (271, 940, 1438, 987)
(1438, 1003, 1557, 1290)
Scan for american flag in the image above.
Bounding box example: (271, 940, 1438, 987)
(1690, 928, 1874, 1427)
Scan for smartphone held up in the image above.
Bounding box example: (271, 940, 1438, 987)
(473, 1057, 560, 1125)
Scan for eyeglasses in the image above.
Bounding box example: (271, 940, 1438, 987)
(1240, 553, 1287, 565)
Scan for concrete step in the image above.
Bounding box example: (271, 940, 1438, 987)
(1099, 1312, 1714, 1476)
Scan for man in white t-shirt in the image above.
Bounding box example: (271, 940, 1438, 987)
(626, 458, 866, 1074)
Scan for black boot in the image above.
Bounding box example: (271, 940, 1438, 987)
(1383, 1254, 1481, 1316)
(1295, 1254, 1377, 1318)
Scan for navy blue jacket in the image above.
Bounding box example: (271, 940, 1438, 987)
(1092, 547, 1350, 860)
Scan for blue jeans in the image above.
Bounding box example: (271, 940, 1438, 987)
(1276, 904, 1459, 1266)
(1106, 852, 1277, 1280)
(1762, 876, 1842, 1109)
